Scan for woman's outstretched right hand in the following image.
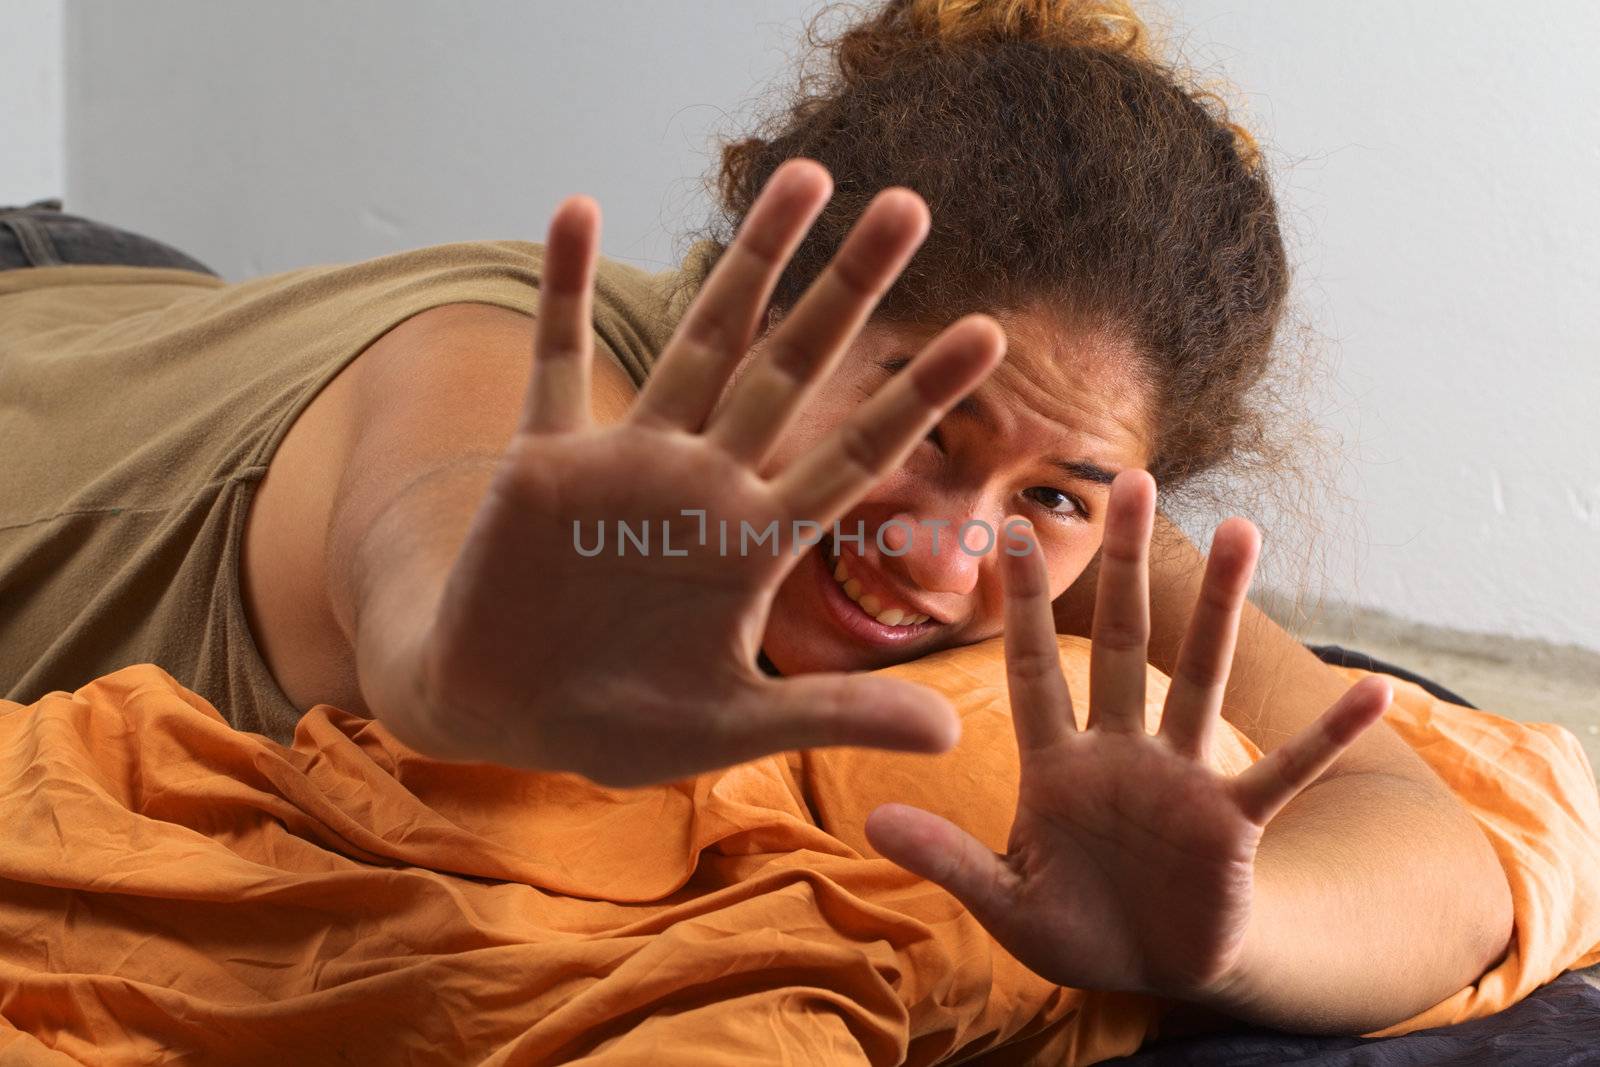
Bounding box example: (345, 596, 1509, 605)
(395, 160, 1006, 786)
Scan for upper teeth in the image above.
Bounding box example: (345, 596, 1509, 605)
(832, 557, 929, 626)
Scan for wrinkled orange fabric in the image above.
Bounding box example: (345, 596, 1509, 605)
(1, 636, 1597, 1065)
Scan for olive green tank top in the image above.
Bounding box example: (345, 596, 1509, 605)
(0, 241, 696, 743)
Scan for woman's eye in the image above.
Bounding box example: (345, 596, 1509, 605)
(1023, 486, 1084, 519)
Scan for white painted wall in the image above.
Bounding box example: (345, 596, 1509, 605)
(62, 0, 813, 277)
(58, 1, 1600, 651)
(1168, 1, 1600, 651)
(0, 0, 64, 206)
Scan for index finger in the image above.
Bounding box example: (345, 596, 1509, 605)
(771, 315, 1005, 525)
(1001, 518, 1078, 755)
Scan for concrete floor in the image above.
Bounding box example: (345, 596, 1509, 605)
(1262, 597, 1600, 778)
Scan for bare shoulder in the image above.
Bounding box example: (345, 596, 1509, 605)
(346, 303, 638, 428)
(241, 301, 639, 715)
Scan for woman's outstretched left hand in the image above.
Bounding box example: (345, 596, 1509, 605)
(865, 470, 1393, 1003)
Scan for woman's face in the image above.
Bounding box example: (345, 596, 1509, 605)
(754, 306, 1155, 675)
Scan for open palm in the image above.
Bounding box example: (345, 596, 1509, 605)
(406, 161, 1007, 786)
(866, 476, 1392, 999)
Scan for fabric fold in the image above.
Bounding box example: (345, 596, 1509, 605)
(1, 636, 1596, 1064)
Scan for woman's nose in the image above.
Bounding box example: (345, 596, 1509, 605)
(878, 510, 984, 596)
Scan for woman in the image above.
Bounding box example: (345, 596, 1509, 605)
(0, 0, 1525, 1046)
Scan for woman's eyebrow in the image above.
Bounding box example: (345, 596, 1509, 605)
(1050, 459, 1119, 486)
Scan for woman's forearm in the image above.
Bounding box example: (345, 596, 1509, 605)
(1207, 771, 1511, 1032)
(1056, 514, 1513, 1029)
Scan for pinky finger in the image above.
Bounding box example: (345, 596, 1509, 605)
(520, 195, 600, 435)
(1229, 675, 1393, 825)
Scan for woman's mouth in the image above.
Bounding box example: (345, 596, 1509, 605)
(811, 539, 942, 647)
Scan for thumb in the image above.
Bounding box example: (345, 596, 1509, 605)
(724, 673, 961, 761)
(866, 802, 1017, 928)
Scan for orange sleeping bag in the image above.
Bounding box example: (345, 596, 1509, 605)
(2, 636, 1597, 1065)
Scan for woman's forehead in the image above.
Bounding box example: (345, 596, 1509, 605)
(868, 308, 1155, 465)
(982, 360, 1152, 472)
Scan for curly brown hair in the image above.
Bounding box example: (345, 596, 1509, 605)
(690, 0, 1297, 497)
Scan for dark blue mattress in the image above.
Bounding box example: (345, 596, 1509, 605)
(1104, 963, 1600, 1066)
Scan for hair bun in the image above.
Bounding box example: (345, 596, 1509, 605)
(872, 0, 1151, 58)
(826, 0, 1260, 173)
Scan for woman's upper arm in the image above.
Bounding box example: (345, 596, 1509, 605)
(243, 302, 636, 711)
